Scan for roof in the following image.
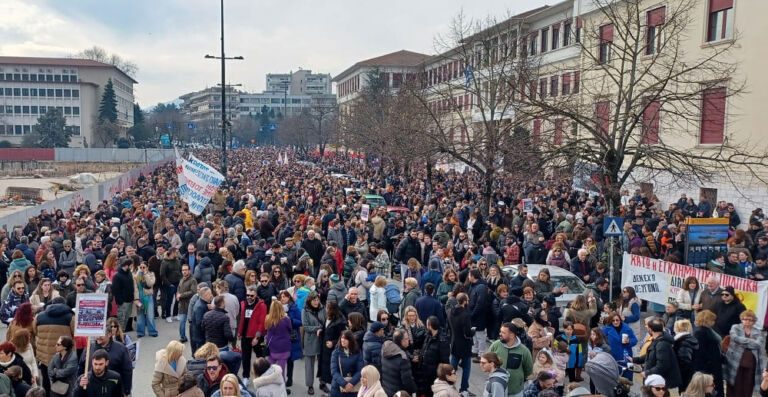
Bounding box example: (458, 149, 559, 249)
(332, 50, 431, 82)
(0, 56, 138, 83)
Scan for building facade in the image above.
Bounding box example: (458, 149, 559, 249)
(266, 69, 332, 95)
(179, 86, 241, 125)
(0, 56, 136, 147)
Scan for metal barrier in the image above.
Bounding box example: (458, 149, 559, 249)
(54, 148, 175, 163)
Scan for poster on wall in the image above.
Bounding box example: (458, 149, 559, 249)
(621, 253, 768, 327)
(684, 218, 729, 268)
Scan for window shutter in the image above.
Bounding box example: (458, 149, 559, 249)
(700, 87, 727, 144)
(600, 24, 614, 41)
(710, 0, 733, 12)
(554, 119, 564, 145)
(576, 17, 583, 28)
(596, 101, 610, 138)
(648, 7, 666, 26)
(643, 100, 661, 144)
(533, 120, 541, 145)
(562, 73, 571, 85)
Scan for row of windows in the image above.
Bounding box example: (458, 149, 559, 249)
(0, 73, 78, 83)
(0, 124, 81, 136)
(0, 105, 80, 116)
(528, 19, 578, 57)
(0, 87, 80, 98)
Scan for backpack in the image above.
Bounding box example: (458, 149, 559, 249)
(385, 282, 402, 314)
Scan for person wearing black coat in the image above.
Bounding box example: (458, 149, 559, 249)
(0, 350, 32, 385)
(632, 320, 682, 390)
(416, 316, 451, 397)
(318, 305, 347, 392)
(447, 293, 473, 394)
(380, 330, 417, 397)
(414, 283, 445, 327)
(501, 289, 532, 326)
(395, 231, 421, 263)
(673, 330, 699, 389)
(363, 323, 386, 371)
(693, 319, 725, 397)
(467, 270, 489, 355)
(78, 338, 133, 396)
(201, 296, 234, 348)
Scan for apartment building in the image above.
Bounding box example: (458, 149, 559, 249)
(178, 86, 241, 125)
(266, 69, 332, 95)
(0, 56, 136, 147)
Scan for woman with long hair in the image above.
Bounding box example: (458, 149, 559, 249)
(319, 301, 347, 394)
(23, 266, 41, 296)
(265, 299, 292, 380)
(347, 312, 366, 349)
(401, 306, 426, 353)
(436, 269, 457, 306)
(106, 317, 133, 347)
(693, 310, 724, 397)
(676, 276, 700, 321)
(103, 249, 119, 281)
(357, 365, 387, 397)
(618, 286, 643, 338)
(152, 340, 188, 397)
(278, 290, 303, 389)
(211, 373, 251, 397)
(135, 262, 158, 338)
(48, 335, 77, 397)
(301, 291, 325, 395)
(6, 302, 35, 346)
(330, 330, 364, 397)
(10, 329, 39, 386)
(682, 372, 715, 397)
(270, 266, 290, 291)
(244, 270, 258, 288)
(29, 278, 58, 313)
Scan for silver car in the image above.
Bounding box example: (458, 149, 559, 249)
(501, 264, 589, 305)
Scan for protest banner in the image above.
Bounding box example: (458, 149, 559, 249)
(522, 198, 533, 213)
(175, 153, 224, 215)
(361, 204, 370, 222)
(74, 294, 109, 336)
(621, 253, 768, 327)
(126, 340, 140, 369)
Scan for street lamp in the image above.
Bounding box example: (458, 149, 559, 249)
(204, 0, 243, 181)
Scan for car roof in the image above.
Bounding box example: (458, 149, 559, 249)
(501, 264, 581, 278)
(364, 194, 385, 199)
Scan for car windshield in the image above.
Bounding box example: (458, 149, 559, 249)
(551, 276, 585, 294)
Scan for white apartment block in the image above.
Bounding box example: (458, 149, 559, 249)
(266, 69, 331, 96)
(179, 86, 241, 125)
(0, 56, 136, 147)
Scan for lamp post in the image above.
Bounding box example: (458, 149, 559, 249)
(204, 0, 243, 181)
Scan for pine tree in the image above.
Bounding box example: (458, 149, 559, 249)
(98, 79, 118, 122)
(23, 108, 72, 147)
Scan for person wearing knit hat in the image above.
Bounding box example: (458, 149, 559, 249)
(643, 374, 669, 396)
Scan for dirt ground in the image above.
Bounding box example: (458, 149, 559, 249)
(0, 172, 121, 217)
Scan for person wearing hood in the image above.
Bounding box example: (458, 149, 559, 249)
(528, 308, 554, 359)
(357, 365, 387, 397)
(58, 240, 77, 276)
(488, 322, 533, 397)
(247, 358, 287, 397)
(194, 255, 216, 285)
(152, 340, 188, 396)
(480, 352, 508, 397)
(630, 318, 683, 392)
(431, 364, 460, 397)
(414, 283, 445, 327)
(327, 274, 348, 306)
(705, 252, 726, 273)
(421, 256, 443, 291)
(8, 250, 31, 278)
(362, 322, 386, 371)
(380, 329, 417, 396)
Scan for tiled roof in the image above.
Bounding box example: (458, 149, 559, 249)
(333, 50, 431, 82)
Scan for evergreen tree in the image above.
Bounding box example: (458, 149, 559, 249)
(98, 79, 118, 122)
(22, 108, 72, 147)
(128, 103, 152, 143)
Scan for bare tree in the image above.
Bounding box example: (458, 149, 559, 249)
(408, 12, 542, 214)
(302, 99, 338, 157)
(515, 0, 761, 212)
(278, 115, 313, 157)
(72, 46, 138, 78)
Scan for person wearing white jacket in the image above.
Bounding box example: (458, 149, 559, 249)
(247, 358, 287, 397)
(368, 276, 388, 322)
(675, 276, 701, 321)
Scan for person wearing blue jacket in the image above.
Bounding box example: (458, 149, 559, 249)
(330, 330, 364, 397)
(413, 283, 445, 327)
(602, 313, 638, 379)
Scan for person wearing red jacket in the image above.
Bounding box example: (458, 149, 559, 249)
(237, 285, 267, 379)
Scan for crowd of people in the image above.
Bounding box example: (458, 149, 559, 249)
(0, 147, 766, 397)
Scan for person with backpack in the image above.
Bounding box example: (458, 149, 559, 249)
(480, 352, 508, 397)
(385, 282, 403, 316)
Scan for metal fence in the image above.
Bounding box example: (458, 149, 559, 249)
(54, 148, 175, 163)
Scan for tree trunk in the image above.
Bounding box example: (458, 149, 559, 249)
(481, 170, 494, 217)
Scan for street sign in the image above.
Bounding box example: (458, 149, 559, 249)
(259, 126, 265, 132)
(269, 123, 277, 131)
(167, 122, 173, 130)
(232, 143, 239, 149)
(604, 217, 624, 237)
(187, 122, 196, 130)
(160, 134, 170, 147)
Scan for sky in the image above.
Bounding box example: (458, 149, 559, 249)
(1, 0, 549, 107)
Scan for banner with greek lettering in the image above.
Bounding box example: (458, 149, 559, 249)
(175, 152, 223, 215)
(621, 253, 768, 327)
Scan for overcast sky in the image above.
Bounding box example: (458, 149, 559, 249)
(1, 0, 549, 107)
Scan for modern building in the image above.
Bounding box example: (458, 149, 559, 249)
(266, 69, 331, 95)
(179, 86, 241, 125)
(0, 56, 136, 147)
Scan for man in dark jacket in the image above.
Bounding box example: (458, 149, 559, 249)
(569, 249, 595, 283)
(523, 237, 547, 264)
(395, 230, 421, 264)
(448, 293, 473, 394)
(417, 316, 450, 397)
(302, 230, 325, 273)
(74, 349, 123, 397)
(508, 264, 529, 289)
(223, 260, 247, 302)
(339, 287, 367, 320)
(380, 329, 417, 396)
(712, 286, 746, 336)
(78, 334, 133, 396)
(414, 283, 445, 327)
(468, 269, 489, 358)
(255, 273, 278, 302)
(363, 322, 386, 370)
(190, 287, 213, 353)
(632, 319, 682, 391)
(202, 295, 234, 348)
(501, 288, 532, 326)
(159, 247, 182, 319)
(112, 258, 136, 331)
